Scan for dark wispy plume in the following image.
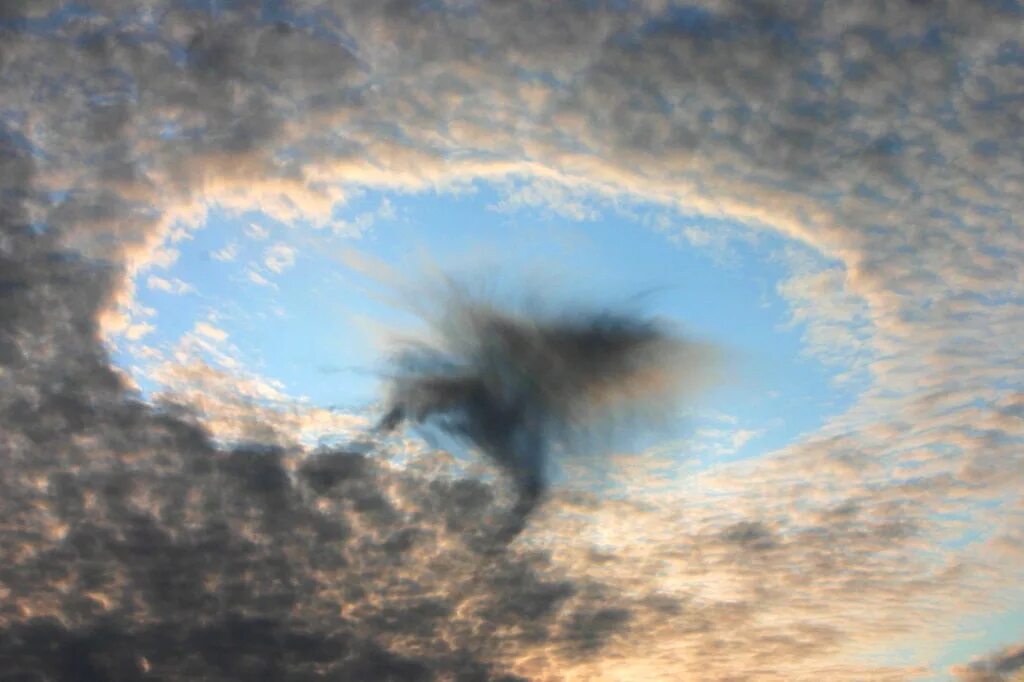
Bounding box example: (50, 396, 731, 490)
(378, 287, 715, 537)
(953, 643, 1024, 682)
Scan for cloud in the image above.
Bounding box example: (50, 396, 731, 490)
(245, 222, 271, 240)
(146, 275, 195, 295)
(0, 415, 588, 679)
(491, 177, 603, 222)
(148, 353, 367, 447)
(123, 320, 156, 341)
(0, 132, 615, 679)
(212, 242, 240, 262)
(378, 285, 717, 537)
(953, 643, 1024, 682)
(246, 268, 276, 288)
(0, 1, 1021, 679)
(690, 426, 762, 459)
(194, 321, 228, 342)
(331, 197, 396, 238)
(263, 243, 296, 274)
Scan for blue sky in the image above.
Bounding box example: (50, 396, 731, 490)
(119, 184, 856, 466)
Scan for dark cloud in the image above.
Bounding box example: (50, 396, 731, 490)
(561, 606, 632, 653)
(0, 615, 521, 681)
(0, 366, 608, 679)
(0, 63, 615, 682)
(720, 521, 777, 552)
(953, 643, 1024, 682)
(378, 292, 709, 537)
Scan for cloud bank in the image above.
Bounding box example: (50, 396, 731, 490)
(1, 0, 1021, 679)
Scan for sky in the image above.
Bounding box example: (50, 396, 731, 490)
(0, 1, 1022, 681)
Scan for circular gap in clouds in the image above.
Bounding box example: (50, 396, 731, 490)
(107, 181, 862, 467)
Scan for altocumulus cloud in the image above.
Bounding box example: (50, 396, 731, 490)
(1, 1, 1022, 680)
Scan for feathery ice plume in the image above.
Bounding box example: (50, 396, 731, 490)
(378, 289, 715, 538)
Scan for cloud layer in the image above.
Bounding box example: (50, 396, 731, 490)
(1, 0, 1021, 679)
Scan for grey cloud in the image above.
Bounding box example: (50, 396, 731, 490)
(2, 0, 1022, 679)
(377, 292, 709, 538)
(0, 100, 617, 682)
(0, 376, 612, 679)
(720, 520, 777, 551)
(560, 606, 632, 653)
(953, 643, 1024, 682)
(297, 448, 369, 494)
(0, 615, 507, 681)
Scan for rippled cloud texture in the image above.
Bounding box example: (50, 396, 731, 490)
(0, 1, 1021, 680)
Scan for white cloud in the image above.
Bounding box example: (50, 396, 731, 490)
(124, 322, 155, 341)
(691, 426, 762, 458)
(212, 242, 239, 262)
(146, 246, 180, 270)
(263, 243, 296, 274)
(491, 177, 602, 221)
(194, 322, 228, 342)
(145, 275, 194, 295)
(245, 222, 270, 240)
(330, 197, 398, 237)
(377, 197, 396, 221)
(246, 268, 276, 288)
